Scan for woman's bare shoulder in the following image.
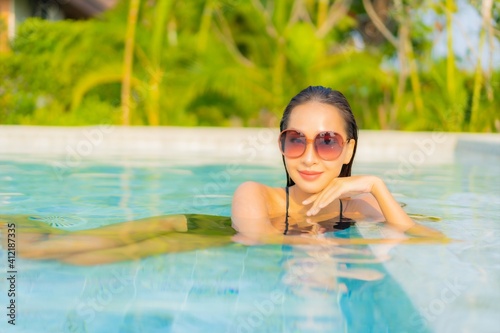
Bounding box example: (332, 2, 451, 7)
(234, 180, 265, 192)
(232, 181, 285, 216)
(234, 181, 283, 197)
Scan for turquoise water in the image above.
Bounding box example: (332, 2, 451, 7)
(0, 154, 499, 333)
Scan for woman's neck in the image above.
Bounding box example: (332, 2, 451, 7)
(286, 185, 342, 226)
(288, 185, 340, 213)
(288, 185, 314, 207)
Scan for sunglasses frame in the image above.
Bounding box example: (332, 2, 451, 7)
(278, 129, 349, 161)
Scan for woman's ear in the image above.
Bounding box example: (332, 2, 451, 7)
(343, 139, 356, 164)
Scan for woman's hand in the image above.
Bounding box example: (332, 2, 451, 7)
(303, 175, 380, 216)
(303, 175, 440, 235)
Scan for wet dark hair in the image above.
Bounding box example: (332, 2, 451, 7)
(279, 86, 358, 187)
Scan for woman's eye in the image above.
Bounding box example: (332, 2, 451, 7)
(289, 137, 305, 144)
(320, 137, 336, 145)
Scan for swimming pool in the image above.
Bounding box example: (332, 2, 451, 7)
(0, 126, 499, 333)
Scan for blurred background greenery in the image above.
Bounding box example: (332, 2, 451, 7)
(0, 0, 498, 131)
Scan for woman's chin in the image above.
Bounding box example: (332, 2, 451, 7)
(294, 181, 325, 195)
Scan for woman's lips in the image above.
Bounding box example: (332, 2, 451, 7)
(298, 170, 323, 181)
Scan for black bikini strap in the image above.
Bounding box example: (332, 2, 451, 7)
(284, 186, 289, 235)
(339, 199, 343, 222)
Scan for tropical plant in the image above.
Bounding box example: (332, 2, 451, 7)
(0, 0, 498, 132)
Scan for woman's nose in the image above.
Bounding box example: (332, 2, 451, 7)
(301, 142, 318, 165)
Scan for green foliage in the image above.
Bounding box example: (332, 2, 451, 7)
(285, 23, 325, 72)
(0, 0, 498, 132)
(14, 96, 120, 126)
(0, 17, 124, 124)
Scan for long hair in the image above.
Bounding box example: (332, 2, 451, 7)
(279, 86, 358, 187)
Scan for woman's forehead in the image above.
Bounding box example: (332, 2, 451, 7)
(287, 102, 346, 134)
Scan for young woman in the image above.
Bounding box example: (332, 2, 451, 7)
(1, 86, 445, 265)
(231, 86, 444, 245)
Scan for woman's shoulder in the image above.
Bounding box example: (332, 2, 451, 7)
(234, 181, 283, 196)
(232, 181, 285, 220)
(232, 181, 285, 212)
(234, 180, 264, 191)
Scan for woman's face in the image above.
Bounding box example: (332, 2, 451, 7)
(283, 101, 355, 194)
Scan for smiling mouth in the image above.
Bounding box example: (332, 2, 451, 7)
(298, 171, 323, 180)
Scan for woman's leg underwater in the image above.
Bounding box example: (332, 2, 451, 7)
(0, 214, 189, 259)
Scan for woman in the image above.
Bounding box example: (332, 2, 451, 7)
(231, 86, 443, 244)
(1, 86, 445, 265)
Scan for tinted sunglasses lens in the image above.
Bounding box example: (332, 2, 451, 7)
(281, 130, 305, 158)
(315, 132, 343, 160)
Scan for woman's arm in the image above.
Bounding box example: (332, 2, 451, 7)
(230, 181, 437, 245)
(369, 177, 444, 237)
(303, 175, 446, 238)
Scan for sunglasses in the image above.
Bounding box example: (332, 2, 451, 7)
(278, 129, 349, 161)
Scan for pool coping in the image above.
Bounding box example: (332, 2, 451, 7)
(0, 125, 498, 166)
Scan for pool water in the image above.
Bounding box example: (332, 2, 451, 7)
(0, 154, 499, 333)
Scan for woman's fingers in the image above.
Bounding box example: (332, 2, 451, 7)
(304, 189, 338, 215)
(307, 185, 341, 216)
(306, 191, 329, 216)
(302, 193, 319, 205)
(305, 176, 375, 216)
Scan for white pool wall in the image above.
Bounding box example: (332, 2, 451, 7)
(0, 126, 498, 165)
